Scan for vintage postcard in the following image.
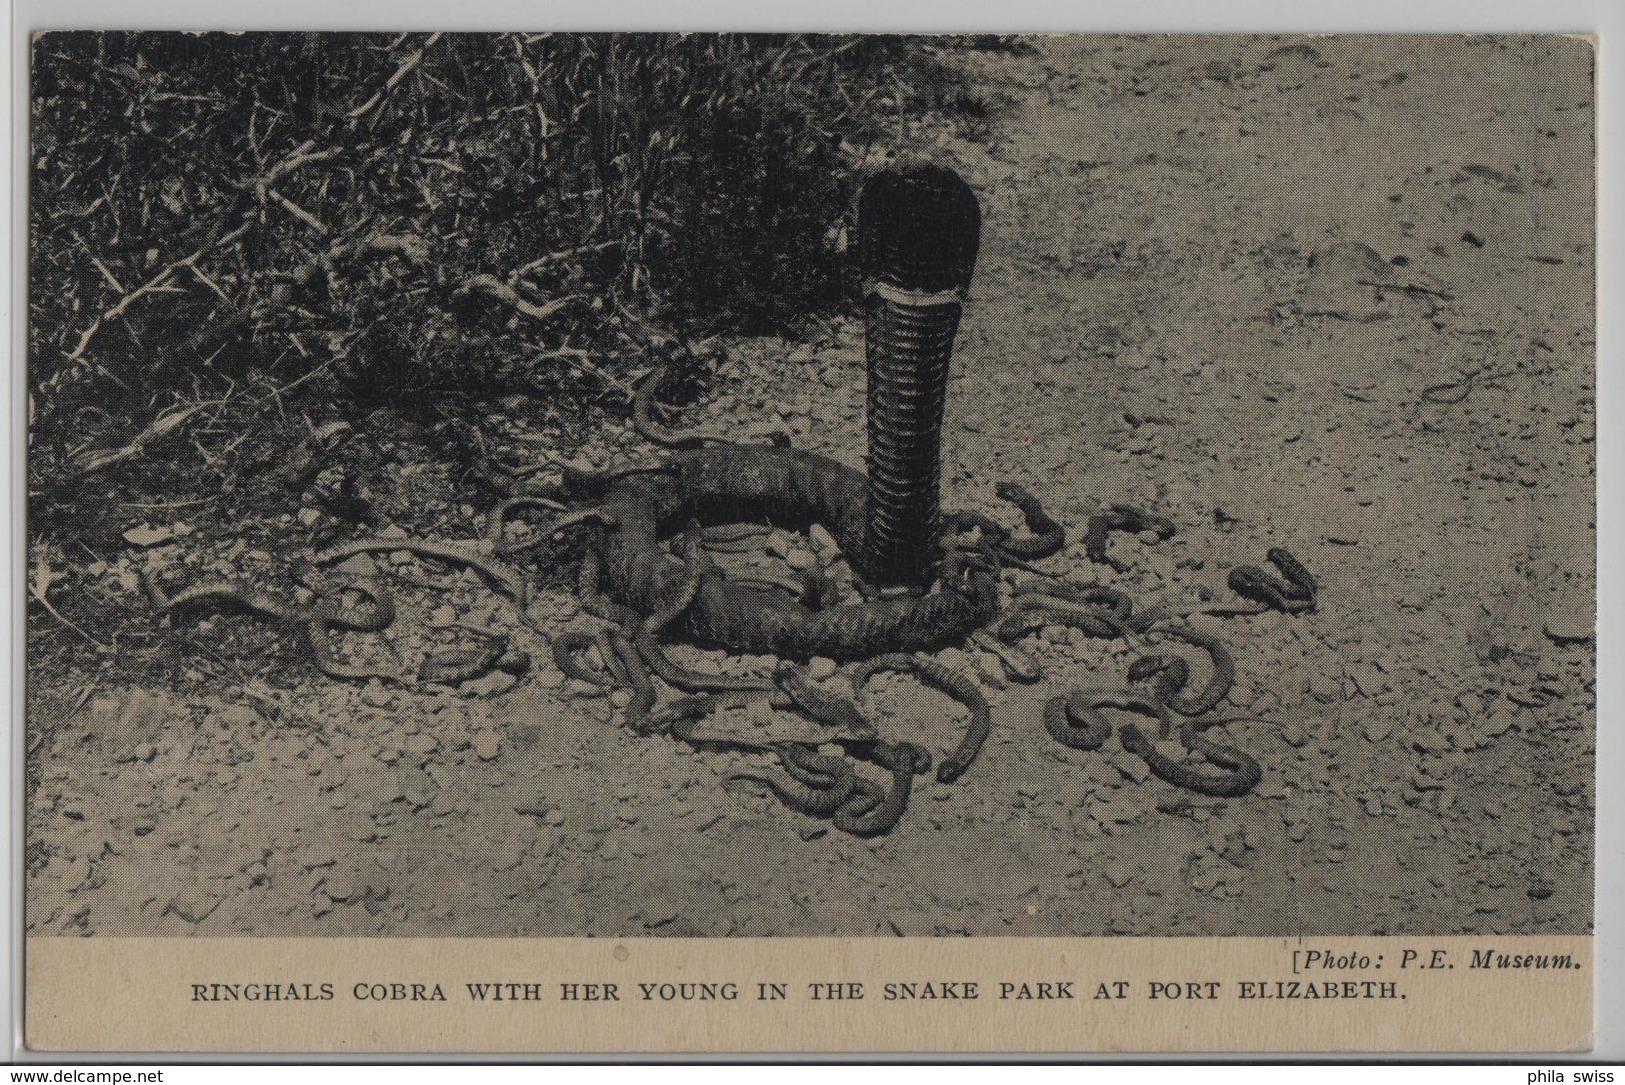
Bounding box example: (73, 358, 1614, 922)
(22, 31, 1595, 1055)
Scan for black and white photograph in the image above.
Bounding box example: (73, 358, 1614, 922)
(24, 28, 1595, 965)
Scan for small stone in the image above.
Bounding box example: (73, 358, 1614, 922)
(1094, 795, 1143, 825)
(297, 507, 323, 527)
(1105, 864, 1134, 889)
(336, 554, 380, 577)
(1544, 618, 1592, 645)
(544, 808, 566, 827)
(807, 657, 838, 682)
(1363, 718, 1393, 743)
(808, 524, 839, 555)
(785, 549, 814, 572)
(122, 524, 175, 548)
(1287, 821, 1309, 842)
(324, 876, 364, 904)
(688, 655, 724, 677)
(1110, 751, 1150, 784)
(361, 683, 395, 709)
(165, 887, 222, 924)
(462, 671, 519, 698)
(472, 732, 501, 761)
(1309, 672, 1342, 704)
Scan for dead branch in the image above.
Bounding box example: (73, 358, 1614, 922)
(347, 32, 445, 123)
(265, 187, 330, 235)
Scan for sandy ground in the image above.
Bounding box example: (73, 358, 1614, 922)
(27, 35, 1595, 938)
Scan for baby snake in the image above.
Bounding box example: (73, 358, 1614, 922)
(848, 652, 989, 783)
(1084, 504, 1176, 572)
(143, 570, 400, 683)
(1228, 547, 1317, 614)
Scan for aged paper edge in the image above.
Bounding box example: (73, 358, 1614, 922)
(25, 935, 1591, 1054)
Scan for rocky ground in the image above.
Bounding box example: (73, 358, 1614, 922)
(27, 35, 1595, 938)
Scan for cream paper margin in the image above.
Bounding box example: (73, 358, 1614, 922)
(25, 935, 1591, 1054)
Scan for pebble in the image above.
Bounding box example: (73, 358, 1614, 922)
(1481, 709, 1515, 738)
(1543, 615, 1592, 645)
(807, 657, 838, 682)
(165, 887, 222, 924)
(808, 524, 839, 555)
(123, 524, 175, 547)
(1093, 795, 1143, 825)
(472, 733, 501, 761)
